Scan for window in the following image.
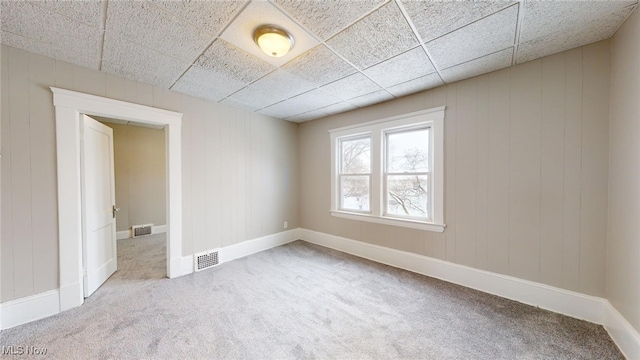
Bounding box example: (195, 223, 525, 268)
(339, 136, 371, 212)
(330, 107, 445, 232)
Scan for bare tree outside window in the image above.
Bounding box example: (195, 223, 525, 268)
(339, 137, 371, 212)
(385, 128, 430, 219)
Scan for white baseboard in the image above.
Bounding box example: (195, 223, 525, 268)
(153, 224, 167, 235)
(117, 224, 167, 240)
(0, 290, 60, 330)
(604, 300, 640, 359)
(300, 228, 606, 321)
(181, 228, 301, 275)
(300, 228, 640, 357)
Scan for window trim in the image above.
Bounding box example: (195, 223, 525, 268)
(329, 106, 446, 233)
(337, 135, 372, 214)
(383, 125, 432, 222)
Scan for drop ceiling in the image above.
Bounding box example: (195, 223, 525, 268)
(1, 0, 637, 123)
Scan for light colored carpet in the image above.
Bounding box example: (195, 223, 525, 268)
(0, 234, 623, 359)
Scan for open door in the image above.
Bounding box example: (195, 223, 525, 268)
(81, 114, 117, 297)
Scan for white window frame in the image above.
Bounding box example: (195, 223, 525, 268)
(383, 126, 432, 221)
(330, 106, 446, 232)
(337, 134, 372, 214)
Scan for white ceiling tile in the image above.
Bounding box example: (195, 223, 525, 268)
(321, 73, 382, 100)
(285, 109, 330, 123)
(402, 0, 514, 42)
(259, 88, 341, 118)
(102, 33, 190, 88)
(222, 86, 282, 111)
(387, 73, 443, 98)
(249, 70, 316, 101)
(219, 96, 261, 112)
(519, 0, 636, 43)
(0, 30, 100, 69)
(34, 0, 105, 29)
(327, 1, 419, 69)
(441, 48, 513, 83)
(220, 1, 319, 67)
(426, 4, 518, 69)
(1, 1, 102, 68)
(196, 39, 276, 84)
(318, 101, 358, 115)
(349, 90, 394, 108)
(256, 100, 300, 119)
(150, 0, 246, 35)
(363, 46, 436, 88)
(282, 45, 357, 86)
(274, 0, 385, 40)
(172, 66, 246, 102)
(106, 1, 212, 63)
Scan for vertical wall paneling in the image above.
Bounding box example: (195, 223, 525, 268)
(250, 116, 263, 239)
(455, 80, 478, 267)
(54, 59, 74, 90)
(486, 69, 511, 275)
(427, 86, 448, 260)
(136, 82, 154, 107)
(72, 66, 106, 97)
(28, 52, 58, 293)
(1, 45, 300, 303)
(1, 46, 15, 301)
(475, 75, 490, 270)
(444, 83, 457, 262)
(508, 60, 542, 282)
(608, 8, 640, 332)
(244, 115, 253, 240)
(235, 112, 248, 244)
(540, 52, 566, 288)
(180, 94, 193, 256)
(105, 74, 129, 103)
(190, 98, 207, 253)
(562, 48, 583, 292)
(219, 107, 234, 247)
(204, 101, 221, 250)
(9, 47, 34, 299)
(579, 42, 610, 297)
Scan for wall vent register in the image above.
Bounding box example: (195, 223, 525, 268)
(194, 250, 219, 272)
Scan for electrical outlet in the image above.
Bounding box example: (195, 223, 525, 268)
(283, 221, 288, 229)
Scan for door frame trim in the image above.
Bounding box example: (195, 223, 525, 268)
(51, 87, 183, 311)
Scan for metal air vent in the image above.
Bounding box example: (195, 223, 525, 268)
(194, 250, 219, 272)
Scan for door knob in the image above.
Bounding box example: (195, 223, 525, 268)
(112, 205, 120, 219)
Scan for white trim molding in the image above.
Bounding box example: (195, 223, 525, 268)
(0, 290, 60, 330)
(51, 87, 183, 313)
(117, 224, 167, 240)
(604, 300, 640, 359)
(299, 229, 604, 323)
(329, 107, 446, 232)
(299, 228, 640, 356)
(181, 228, 301, 275)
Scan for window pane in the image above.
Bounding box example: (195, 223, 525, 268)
(387, 175, 429, 218)
(340, 175, 370, 211)
(340, 137, 370, 174)
(387, 129, 429, 173)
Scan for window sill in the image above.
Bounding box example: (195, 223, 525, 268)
(330, 211, 446, 232)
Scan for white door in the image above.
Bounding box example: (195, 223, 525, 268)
(81, 114, 117, 297)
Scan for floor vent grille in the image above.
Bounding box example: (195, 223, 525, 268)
(132, 224, 153, 237)
(194, 250, 219, 272)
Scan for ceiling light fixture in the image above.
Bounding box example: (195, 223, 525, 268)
(253, 25, 294, 58)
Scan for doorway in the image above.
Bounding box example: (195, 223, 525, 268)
(52, 87, 183, 312)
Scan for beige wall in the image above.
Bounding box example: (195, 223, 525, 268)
(608, 9, 640, 333)
(0, 45, 299, 303)
(100, 122, 166, 233)
(299, 40, 611, 297)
